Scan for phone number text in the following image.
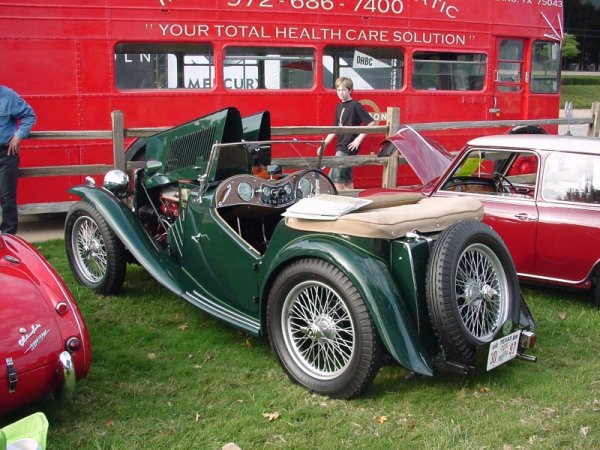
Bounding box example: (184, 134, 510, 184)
(227, 0, 406, 15)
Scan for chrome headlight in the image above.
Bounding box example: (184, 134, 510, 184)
(103, 170, 129, 198)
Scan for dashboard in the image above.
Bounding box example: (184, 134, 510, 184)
(215, 170, 337, 209)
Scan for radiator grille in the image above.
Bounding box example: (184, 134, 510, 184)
(164, 125, 218, 173)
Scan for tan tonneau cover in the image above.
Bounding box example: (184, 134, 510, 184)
(285, 195, 484, 239)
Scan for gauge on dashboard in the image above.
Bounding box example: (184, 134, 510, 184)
(237, 182, 254, 202)
(297, 177, 313, 198)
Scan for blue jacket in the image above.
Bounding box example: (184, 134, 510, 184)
(0, 85, 36, 146)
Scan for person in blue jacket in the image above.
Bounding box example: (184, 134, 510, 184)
(0, 85, 36, 234)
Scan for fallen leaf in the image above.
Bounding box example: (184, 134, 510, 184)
(580, 427, 591, 438)
(262, 412, 281, 421)
(178, 323, 189, 331)
(479, 386, 491, 394)
(104, 418, 114, 428)
(558, 311, 567, 320)
(244, 337, 253, 348)
(147, 353, 156, 360)
(406, 419, 416, 430)
(374, 415, 388, 424)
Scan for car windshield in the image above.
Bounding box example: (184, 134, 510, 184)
(208, 139, 324, 183)
(440, 148, 538, 198)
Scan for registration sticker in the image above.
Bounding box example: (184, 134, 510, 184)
(487, 330, 521, 371)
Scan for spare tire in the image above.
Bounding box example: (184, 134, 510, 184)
(426, 221, 519, 363)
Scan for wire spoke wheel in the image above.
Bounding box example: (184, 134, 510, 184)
(426, 221, 519, 362)
(283, 280, 355, 380)
(455, 243, 508, 342)
(72, 216, 107, 283)
(65, 201, 127, 295)
(267, 258, 382, 399)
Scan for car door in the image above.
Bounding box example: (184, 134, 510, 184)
(181, 197, 260, 317)
(535, 152, 600, 284)
(435, 148, 539, 275)
(491, 38, 525, 120)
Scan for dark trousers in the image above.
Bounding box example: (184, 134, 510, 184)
(0, 146, 19, 234)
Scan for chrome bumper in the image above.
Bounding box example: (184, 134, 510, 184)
(57, 351, 76, 400)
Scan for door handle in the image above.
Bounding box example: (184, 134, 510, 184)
(514, 213, 530, 221)
(489, 96, 500, 114)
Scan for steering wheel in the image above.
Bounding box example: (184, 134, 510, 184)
(493, 172, 517, 193)
(443, 177, 496, 192)
(294, 169, 337, 198)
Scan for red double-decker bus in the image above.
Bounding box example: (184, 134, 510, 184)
(1, 0, 563, 210)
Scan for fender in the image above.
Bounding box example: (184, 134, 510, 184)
(260, 231, 434, 376)
(69, 186, 191, 296)
(69, 185, 261, 334)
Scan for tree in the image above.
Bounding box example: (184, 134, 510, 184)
(562, 33, 581, 61)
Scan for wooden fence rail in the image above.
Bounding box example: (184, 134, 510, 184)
(18, 104, 600, 215)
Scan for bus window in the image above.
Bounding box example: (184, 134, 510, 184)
(412, 52, 486, 91)
(497, 39, 523, 92)
(223, 47, 314, 90)
(531, 41, 560, 93)
(322, 46, 404, 90)
(114, 43, 214, 90)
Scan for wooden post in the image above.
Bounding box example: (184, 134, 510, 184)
(590, 102, 600, 138)
(382, 149, 398, 188)
(381, 107, 401, 188)
(111, 110, 125, 171)
(386, 106, 401, 138)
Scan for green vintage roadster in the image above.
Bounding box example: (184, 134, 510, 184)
(64, 108, 537, 398)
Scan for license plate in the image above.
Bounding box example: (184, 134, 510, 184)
(486, 330, 521, 371)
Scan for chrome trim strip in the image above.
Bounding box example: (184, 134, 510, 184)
(517, 271, 591, 287)
(185, 290, 260, 334)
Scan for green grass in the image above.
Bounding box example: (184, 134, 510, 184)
(560, 84, 600, 109)
(561, 74, 600, 109)
(3, 239, 600, 449)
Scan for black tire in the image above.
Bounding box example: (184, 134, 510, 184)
(426, 221, 519, 363)
(65, 201, 127, 295)
(266, 258, 383, 399)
